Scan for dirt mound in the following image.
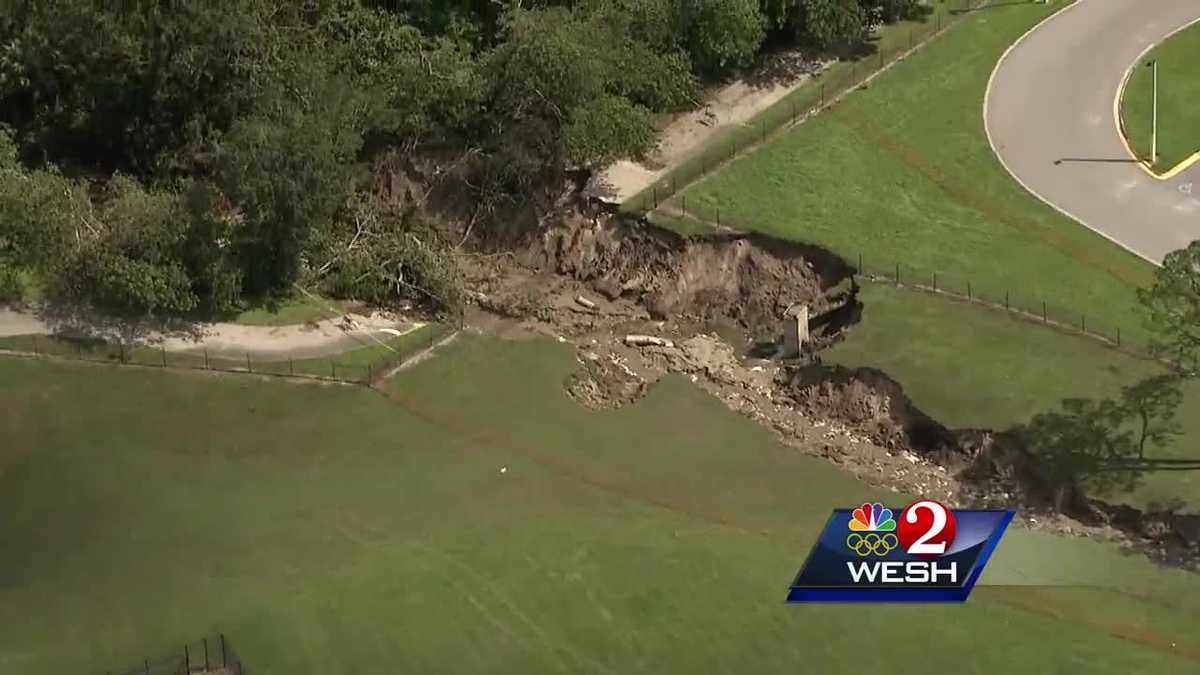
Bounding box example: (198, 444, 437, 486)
(566, 350, 647, 409)
(533, 217, 852, 335)
(780, 363, 964, 461)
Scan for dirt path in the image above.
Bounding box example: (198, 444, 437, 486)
(0, 304, 420, 360)
(589, 63, 822, 205)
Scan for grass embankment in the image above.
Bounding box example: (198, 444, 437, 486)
(826, 284, 1200, 513)
(1, 338, 1198, 674)
(673, 1, 1153, 342)
(628, 1, 968, 215)
(1121, 20, 1200, 172)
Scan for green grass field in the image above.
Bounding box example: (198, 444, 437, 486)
(673, 1, 1154, 341)
(1, 339, 1198, 674)
(825, 283, 1200, 513)
(1121, 20, 1200, 171)
(229, 293, 359, 327)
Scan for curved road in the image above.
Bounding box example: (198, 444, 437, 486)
(986, 0, 1200, 264)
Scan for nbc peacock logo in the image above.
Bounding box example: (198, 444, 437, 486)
(848, 502, 896, 532)
(846, 502, 898, 557)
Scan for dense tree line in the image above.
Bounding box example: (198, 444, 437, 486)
(0, 0, 924, 316)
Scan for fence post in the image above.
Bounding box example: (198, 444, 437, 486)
(1005, 290, 1009, 310)
(1081, 315, 1086, 333)
(910, 30, 913, 50)
(221, 633, 227, 668)
(185, 643, 190, 673)
(161, 345, 167, 368)
(204, 349, 209, 370)
(895, 262, 900, 286)
(1042, 301, 1047, 324)
(932, 271, 937, 292)
(821, 83, 825, 106)
(716, 206, 720, 227)
(1116, 327, 1121, 346)
(145, 660, 150, 675)
(967, 281, 972, 301)
(204, 638, 210, 672)
(653, 186, 658, 209)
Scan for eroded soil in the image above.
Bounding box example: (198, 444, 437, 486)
(461, 212, 1200, 572)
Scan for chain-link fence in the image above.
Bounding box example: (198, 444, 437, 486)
(0, 321, 457, 386)
(102, 633, 244, 675)
(850, 253, 1155, 359)
(621, 0, 992, 215)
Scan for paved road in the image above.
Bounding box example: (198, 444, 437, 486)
(985, 0, 1200, 264)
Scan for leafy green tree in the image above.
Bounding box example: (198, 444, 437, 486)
(565, 96, 656, 167)
(308, 196, 463, 313)
(320, 4, 485, 142)
(52, 176, 198, 315)
(798, 0, 870, 48)
(1119, 374, 1183, 460)
(1139, 241, 1200, 375)
(0, 1, 272, 176)
(681, 0, 766, 75)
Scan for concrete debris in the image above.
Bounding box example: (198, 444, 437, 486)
(624, 334, 674, 348)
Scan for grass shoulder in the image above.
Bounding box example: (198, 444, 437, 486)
(1120, 21, 1200, 172)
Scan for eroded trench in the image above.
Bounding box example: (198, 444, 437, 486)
(462, 211, 1200, 571)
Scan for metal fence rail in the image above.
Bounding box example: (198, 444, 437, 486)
(103, 633, 244, 675)
(852, 255, 1157, 361)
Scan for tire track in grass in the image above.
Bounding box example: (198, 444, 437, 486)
(981, 587, 1200, 661)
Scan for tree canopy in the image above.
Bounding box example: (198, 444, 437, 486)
(0, 0, 928, 316)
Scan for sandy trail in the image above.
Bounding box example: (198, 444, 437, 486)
(0, 305, 420, 360)
(589, 64, 822, 205)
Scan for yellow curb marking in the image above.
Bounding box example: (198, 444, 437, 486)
(1113, 16, 1200, 182)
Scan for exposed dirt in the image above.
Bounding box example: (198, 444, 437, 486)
(462, 210, 1200, 573)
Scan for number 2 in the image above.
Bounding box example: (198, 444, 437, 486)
(906, 500, 947, 555)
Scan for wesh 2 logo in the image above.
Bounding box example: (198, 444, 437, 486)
(787, 500, 1013, 603)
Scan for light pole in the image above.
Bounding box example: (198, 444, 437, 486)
(1149, 59, 1159, 165)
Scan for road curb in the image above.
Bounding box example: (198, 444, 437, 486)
(982, 0, 1163, 267)
(1113, 16, 1200, 181)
